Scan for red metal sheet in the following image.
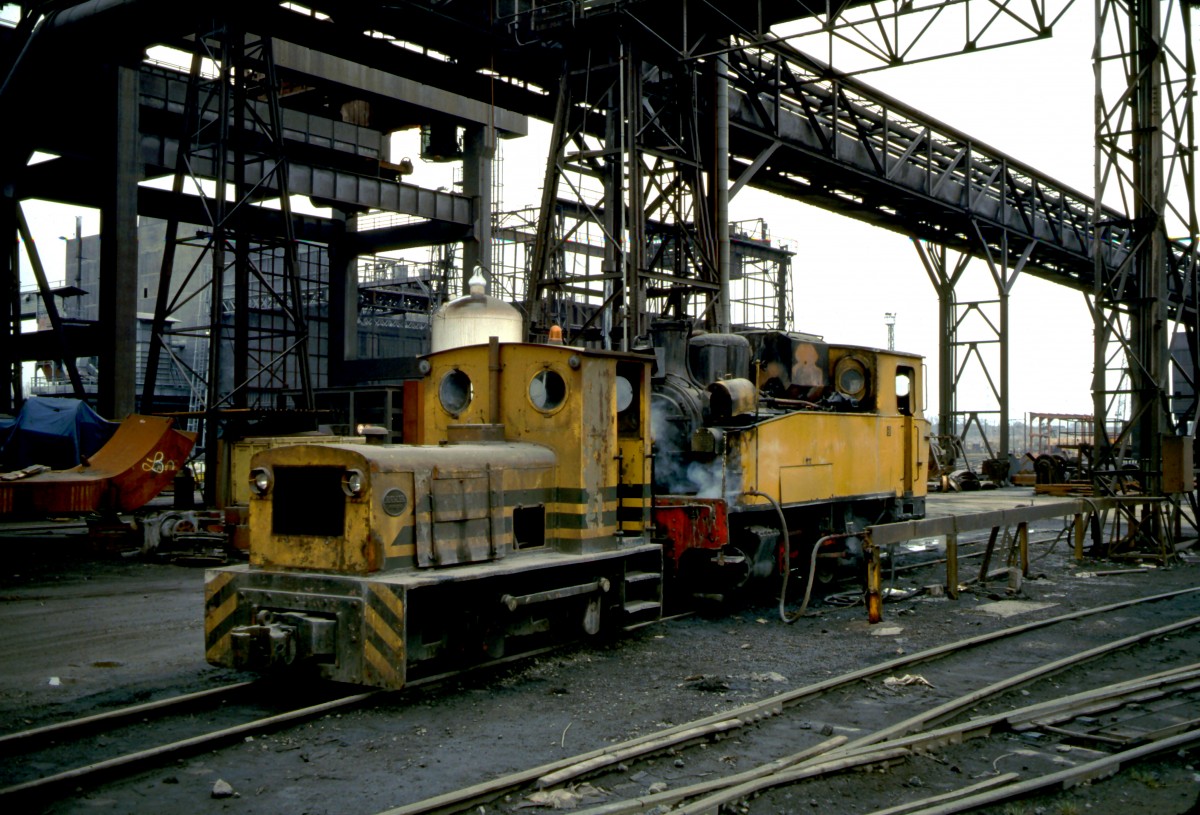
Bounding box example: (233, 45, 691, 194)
(653, 496, 729, 575)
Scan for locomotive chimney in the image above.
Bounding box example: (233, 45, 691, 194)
(649, 320, 691, 381)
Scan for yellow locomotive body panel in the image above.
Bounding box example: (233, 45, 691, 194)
(731, 410, 928, 507)
(422, 342, 651, 550)
(247, 442, 559, 574)
(731, 347, 928, 508)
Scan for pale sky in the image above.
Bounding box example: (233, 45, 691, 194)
(14, 5, 1191, 426)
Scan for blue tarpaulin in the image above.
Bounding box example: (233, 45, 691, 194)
(0, 398, 118, 471)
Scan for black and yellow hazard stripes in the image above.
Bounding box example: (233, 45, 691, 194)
(616, 482, 650, 533)
(362, 583, 406, 690)
(203, 569, 239, 666)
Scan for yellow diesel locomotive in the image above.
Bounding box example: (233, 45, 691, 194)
(205, 317, 927, 689)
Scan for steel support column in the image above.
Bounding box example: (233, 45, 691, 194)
(712, 47, 732, 334)
(603, 55, 626, 348)
(98, 64, 139, 420)
(916, 233, 1028, 469)
(326, 208, 357, 385)
(0, 199, 17, 412)
(1092, 0, 1197, 501)
(461, 124, 495, 291)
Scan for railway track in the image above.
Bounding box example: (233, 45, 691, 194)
(0, 680, 376, 801)
(1, 553, 1193, 813)
(379, 586, 1200, 815)
(0, 634, 645, 804)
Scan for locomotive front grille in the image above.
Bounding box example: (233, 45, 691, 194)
(272, 466, 346, 537)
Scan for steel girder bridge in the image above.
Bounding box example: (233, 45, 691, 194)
(0, 0, 1194, 507)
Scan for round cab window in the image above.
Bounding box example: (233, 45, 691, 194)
(439, 369, 472, 415)
(529, 370, 567, 412)
(834, 358, 868, 401)
(615, 375, 634, 413)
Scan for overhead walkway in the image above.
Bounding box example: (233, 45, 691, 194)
(723, 40, 1193, 319)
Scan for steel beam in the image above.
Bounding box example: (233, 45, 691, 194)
(775, 0, 1078, 75)
(461, 124, 495, 291)
(723, 42, 1147, 302)
(271, 40, 527, 138)
(139, 132, 472, 224)
(14, 205, 84, 399)
(98, 64, 139, 420)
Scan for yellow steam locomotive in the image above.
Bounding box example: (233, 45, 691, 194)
(205, 320, 927, 689)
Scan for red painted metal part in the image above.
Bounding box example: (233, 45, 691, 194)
(0, 415, 196, 516)
(653, 496, 729, 574)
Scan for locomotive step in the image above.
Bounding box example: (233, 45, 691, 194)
(622, 600, 662, 616)
(624, 571, 660, 584)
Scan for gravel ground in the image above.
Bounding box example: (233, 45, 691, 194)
(1, 495, 1199, 815)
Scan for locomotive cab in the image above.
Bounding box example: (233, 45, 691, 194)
(421, 340, 654, 551)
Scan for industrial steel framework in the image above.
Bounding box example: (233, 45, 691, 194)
(523, 33, 729, 346)
(140, 29, 316, 419)
(0, 0, 1194, 509)
(1091, 0, 1197, 505)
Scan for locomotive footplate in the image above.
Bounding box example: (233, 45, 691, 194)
(206, 543, 661, 690)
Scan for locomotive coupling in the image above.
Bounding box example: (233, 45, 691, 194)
(229, 610, 337, 670)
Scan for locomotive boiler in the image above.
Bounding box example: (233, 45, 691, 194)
(205, 295, 927, 689)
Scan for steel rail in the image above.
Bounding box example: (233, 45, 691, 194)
(901, 727, 1200, 815)
(0, 691, 376, 800)
(592, 630, 1200, 815)
(0, 680, 254, 753)
(0, 636, 636, 801)
(581, 664, 1200, 815)
(833, 614, 1200, 755)
(377, 585, 1200, 815)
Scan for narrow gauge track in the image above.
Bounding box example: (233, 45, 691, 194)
(0, 626, 680, 804)
(0, 680, 375, 801)
(0, 525, 1012, 804)
(380, 586, 1200, 815)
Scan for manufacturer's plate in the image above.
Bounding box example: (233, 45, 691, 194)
(381, 488, 408, 517)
